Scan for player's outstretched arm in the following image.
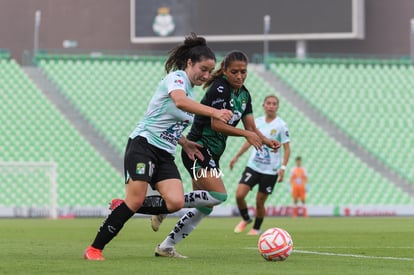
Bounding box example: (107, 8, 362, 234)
(229, 141, 251, 170)
(211, 118, 262, 150)
(170, 89, 232, 123)
(242, 115, 280, 151)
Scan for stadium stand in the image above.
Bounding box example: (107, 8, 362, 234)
(34, 54, 414, 207)
(268, 57, 414, 186)
(0, 57, 123, 209)
(36, 54, 166, 154)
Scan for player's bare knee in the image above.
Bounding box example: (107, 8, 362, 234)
(235, 191, 245, 202)
(235, 193, 244, 202)
(125, 198, 145, 212)
(165, 198, 184, 212)
(256, 199, 266, 209)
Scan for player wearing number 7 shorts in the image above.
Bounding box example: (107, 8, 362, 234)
(230, 95, 290, 235)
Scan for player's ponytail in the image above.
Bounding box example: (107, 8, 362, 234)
(203, 50, 249, 89)
(165, 32, 216, 73)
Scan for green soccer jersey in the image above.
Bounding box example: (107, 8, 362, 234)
(187, 76, 253, 159)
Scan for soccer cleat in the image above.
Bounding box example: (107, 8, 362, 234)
(83, 245, 104, 261)
(247, 229, 262, 236)
(109, 198, 123, 211)
(151, 214, 167, 232)
(154, 244, 188, 258)
(234, 219, 252, 233)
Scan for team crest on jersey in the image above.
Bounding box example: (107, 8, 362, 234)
(270, 129, 277, 136)
(217, 85, 224, 93)
(242, 100, 246, 111)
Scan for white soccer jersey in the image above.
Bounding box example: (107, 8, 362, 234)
(247, 116, 290, 175)
(130, 70, 195, 156)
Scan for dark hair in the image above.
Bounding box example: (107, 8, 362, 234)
(165, 32, 216, 73)
(203, 50, 249, 88)
(295, 156, 302, 161)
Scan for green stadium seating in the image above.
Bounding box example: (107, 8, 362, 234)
(0, 59, 123, 208)
(35, 54, 414, 207)
(269, 57, 414, 186)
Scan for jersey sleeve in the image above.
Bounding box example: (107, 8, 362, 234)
(165, 72, 187, 94)
(280, 121, 290, 144)
(242, 92, 253, 117)
(203, 79, 230, 110)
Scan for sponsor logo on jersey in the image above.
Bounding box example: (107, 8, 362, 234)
(217, 85, 224, 93)
(228, 110, 242, 125)
(160, 120, 189, 145)
(212, 98, 225, 107)
(174, 79, 184, 85)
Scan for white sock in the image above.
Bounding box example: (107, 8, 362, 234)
(159, 208, 207, 248)
(183, 190, 225, 208)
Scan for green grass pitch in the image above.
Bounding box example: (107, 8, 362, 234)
(0, 217, 413, 274)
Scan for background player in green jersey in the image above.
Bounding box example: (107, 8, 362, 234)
(84, 33, 233, 261)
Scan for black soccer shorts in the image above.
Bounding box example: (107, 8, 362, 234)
(124, 136, 181, 189)
(239, 167, 278, 194)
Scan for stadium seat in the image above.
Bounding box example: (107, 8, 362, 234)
(269, 57, 414, 187)
(0, 58, 123, 208)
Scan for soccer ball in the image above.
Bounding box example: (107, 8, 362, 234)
(258, 227, 293, 261)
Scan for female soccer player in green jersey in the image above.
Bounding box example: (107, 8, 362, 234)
(153, 51, 280, 258)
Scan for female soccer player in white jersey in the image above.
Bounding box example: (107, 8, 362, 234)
(153, 51, 280, 258)
(230, 95, 290, 235)
(83, 33, 233, 261)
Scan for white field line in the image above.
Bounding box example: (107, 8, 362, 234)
(245, 247, 414, 261)
(296, 246, 414, 250)
(294, 249, 414, 261)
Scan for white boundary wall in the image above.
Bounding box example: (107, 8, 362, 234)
(0, 205, 413, 218)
